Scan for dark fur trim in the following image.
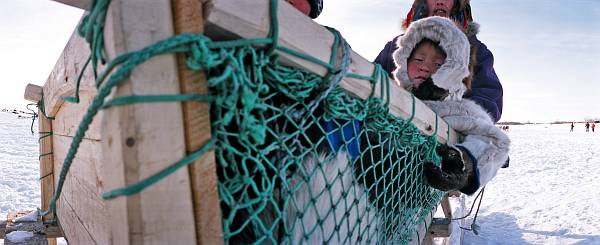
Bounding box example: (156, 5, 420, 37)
(455, 145, 479, 195)
(462, 41, 477, 92)
(308, 0, 323, 18)
(466, 22, 480, 37)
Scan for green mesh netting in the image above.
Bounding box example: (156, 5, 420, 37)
(210, 45, 444, 244)
(41, 0, 447, 244)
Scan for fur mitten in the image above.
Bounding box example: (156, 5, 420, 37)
(411, 78, 449, 101)
(423, 144, 476, 193)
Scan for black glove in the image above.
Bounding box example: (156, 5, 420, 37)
(411, 78, 449, 101)
(423, 144, 474, 192)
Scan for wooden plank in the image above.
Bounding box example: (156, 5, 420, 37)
(24, 84, 43, 102)
(36, 16, 104, 244)
(426, 218, 452, 238)
(205, 0, 456, 144)
(52, 91, 102, 140)
(22, 83, 57, 224)
(422, 196, 455, 239)
(100, 0, 197, 244)
(440, 195, 452, 219)
(53, 135, 104, 201)
(421, 195, 453, 238)
(46, 224, 63, 239)
(42, 26, 96, 118)
(171, 0, 223, 244)
(51, 0, 90, 10)
(423, 194, 467, 243)
(55, 197, 98, 245)
(39, 110, 56, 224)
(433, 191, 464, 243)
(23, 83, 60, 245)
(53, 135, 108, 244)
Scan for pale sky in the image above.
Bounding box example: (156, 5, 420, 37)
(2, 0, 600, 123)
(0, 0, 83, 112)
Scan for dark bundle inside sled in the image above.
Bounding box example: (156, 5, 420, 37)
(210, 55, 473, 244)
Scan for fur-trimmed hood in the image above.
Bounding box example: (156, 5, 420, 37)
(393, 16, 470, 101)
(465, 21, 480, 38)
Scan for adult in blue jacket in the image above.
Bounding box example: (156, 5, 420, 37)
(374, 0, 503, 123)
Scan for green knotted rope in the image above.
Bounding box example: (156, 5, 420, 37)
(62, 56, 91, 103)
(26, 103, 38, 134)
(43, 0, 446, 244)
(28, 94, 55, 160)
(78, 0, 110, 79)
(102, 138, 216, 199)
(45, 33, 226, 214)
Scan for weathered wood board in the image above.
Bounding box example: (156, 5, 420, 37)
(99, 0, 197, 244)
(53, 135, 108, 244)
(48, 0, 456, 143)
(172, 0, 224, 244)
(38, 0, 464, 244)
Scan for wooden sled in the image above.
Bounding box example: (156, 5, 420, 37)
(21, 0, 466, 244)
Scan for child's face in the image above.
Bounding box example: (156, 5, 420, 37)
(427, 0, 455, 18)
(407, 44, 446, 88)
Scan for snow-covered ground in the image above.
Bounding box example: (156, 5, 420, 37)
(0, 112, 40, 218)
(0, 112, 66, 244)
(463, 123, 600, 244)
(2, 111, 600, 244)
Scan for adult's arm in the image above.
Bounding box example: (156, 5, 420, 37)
(373, 36, 400, 78)
(464, 37, 503, 122)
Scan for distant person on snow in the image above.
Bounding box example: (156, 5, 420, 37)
(392, 16, 510, 194)
(592, 123, 596, 132)
(571, 122, 574, 132)
(585, 122, 590, 132)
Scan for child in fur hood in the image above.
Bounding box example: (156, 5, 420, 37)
(393, 16, 510, 195)
(375, 0, 504, 124)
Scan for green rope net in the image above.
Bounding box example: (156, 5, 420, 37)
(43, 0, 447, 244)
